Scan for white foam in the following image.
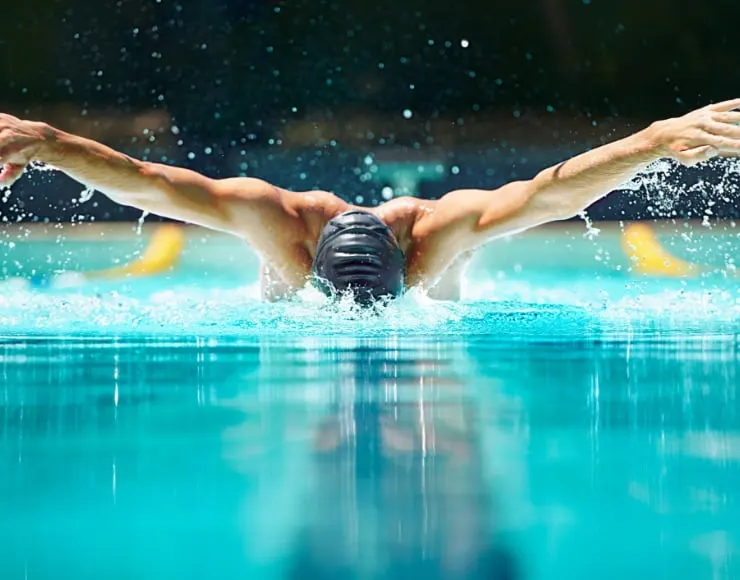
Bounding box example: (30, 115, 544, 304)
(0, 273, 738, 339)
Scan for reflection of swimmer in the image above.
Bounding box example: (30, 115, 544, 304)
(289, 347, 519, 579)
(2, 100, 740, 304)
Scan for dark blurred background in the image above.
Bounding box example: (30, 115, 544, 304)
(2, 0, 740, 223)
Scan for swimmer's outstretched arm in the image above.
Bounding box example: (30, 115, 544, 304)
(0, 112, 303, 235)
(415, 99, 740, 262)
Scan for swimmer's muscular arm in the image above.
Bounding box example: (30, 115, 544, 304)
(412, 99, 740, 281)
(0, 114, 304, 237)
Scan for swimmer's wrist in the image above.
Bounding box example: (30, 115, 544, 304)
(32, 123, 66, 165)
(639, 121, 677, 161)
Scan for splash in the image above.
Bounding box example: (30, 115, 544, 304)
(78, 187, 96, 204)
(136, 211, 150, 235)
(622, 157, 740, 219)
(0, 271, 739, 342)
(578, 210, 601, 239)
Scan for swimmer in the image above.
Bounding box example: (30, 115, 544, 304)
(2, 99, 740, 303)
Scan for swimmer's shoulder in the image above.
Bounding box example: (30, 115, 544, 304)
(371, 196, 433, 238)
(289, 190, 352, 240)
(287, 191, 433, 242)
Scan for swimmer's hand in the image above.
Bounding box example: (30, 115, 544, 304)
(646, 98, 740, 166)
(0, 113, 48, 187)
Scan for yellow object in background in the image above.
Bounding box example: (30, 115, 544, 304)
(621, 223, 700, 277)
(85, 224, 185, 281)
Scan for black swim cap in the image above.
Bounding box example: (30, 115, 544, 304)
(312, 210, 406, 305)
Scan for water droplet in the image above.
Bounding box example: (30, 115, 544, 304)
(382, 186, 394, 200)
(403, 109, 413, 119)
(136, 211, 149, 235)
(461, 39, 469, 48)
(78, 188, 95, 204)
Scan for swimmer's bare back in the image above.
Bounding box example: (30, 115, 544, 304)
(3, 99, 740, 297)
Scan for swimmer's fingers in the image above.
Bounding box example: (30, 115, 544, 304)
(703, 121, 740, 142)
(712, 111, 740, 125)
(0, 162, 27, 187)
(708, 98, 740, 112)
(701, 135, 740, 155)
(675, 145, 719, 167)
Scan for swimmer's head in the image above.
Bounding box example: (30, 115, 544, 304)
(311, 210, 406, 306)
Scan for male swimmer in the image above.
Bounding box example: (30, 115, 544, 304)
(2, 100, 740, 304)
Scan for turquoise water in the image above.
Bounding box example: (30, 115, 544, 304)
(3, 235, 740, 579)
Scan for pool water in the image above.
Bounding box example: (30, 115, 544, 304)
(2, 227, 740, 579)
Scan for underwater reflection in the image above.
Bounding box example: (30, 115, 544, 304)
(2, 336, 740, 580)
(467, 337, 740, 580)
(280, 338, 520, 580)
